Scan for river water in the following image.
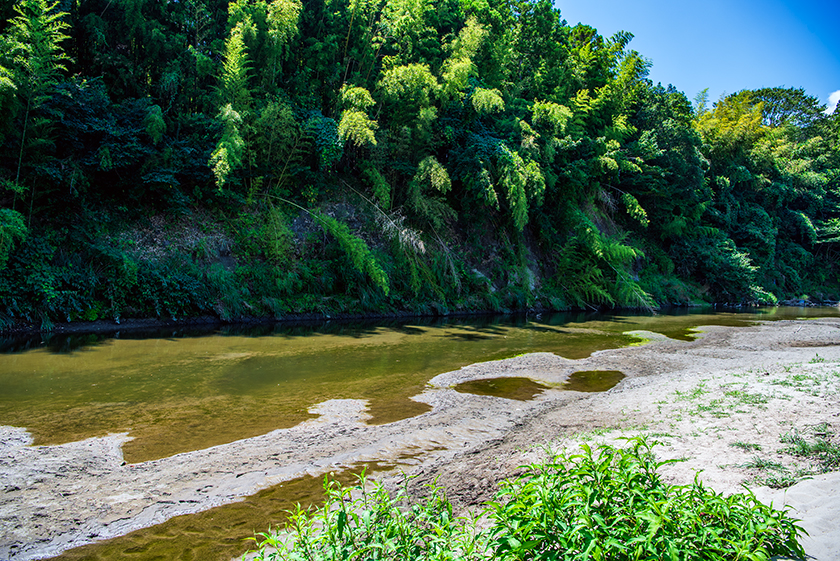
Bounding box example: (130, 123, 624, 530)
(1, 306, 838, 560)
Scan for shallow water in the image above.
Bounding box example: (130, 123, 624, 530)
(1, 307, 837, 464)
(453, 376, 550, 400)
(563, 370, 626, 392)
(48, 466, 378, 561)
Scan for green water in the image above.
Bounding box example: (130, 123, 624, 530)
(48, 464, 391, 561)
(1, 306, 837, 463)
(453, 376, 550, 400)
(1, 307, 837, 463)
(563, 370, 626, 392)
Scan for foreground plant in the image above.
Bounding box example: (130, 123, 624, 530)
(489, 437, 806, 560)
(249, 437, 806, 561)
(249, 474, 487, 561)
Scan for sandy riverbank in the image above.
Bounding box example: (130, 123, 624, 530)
(2, 318, 839, 560)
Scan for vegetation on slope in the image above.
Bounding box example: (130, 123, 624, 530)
(1, 0, 838, 328)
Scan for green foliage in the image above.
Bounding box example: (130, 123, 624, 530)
(363, 165, 391, 209)
(249, 439, 806, 561)
(218, 22, 252, 109)
(471, 87, 504, 114)
(209, 104, 245, 188)
(254, 99, 304, 192)
(266, 0, 302, 50)
(0, 208, 26, 269)
(339, 109, 378, 147)
(304, 113, 342, 171)
(316, 212, 389, 295)
(441, 16, 486, 99)
(620, 193, 648, 227)
(489, 437, 806, 561)
(532, 101, 572, 135)
(1, 0, 839, 321)
(408, 156, 456, 230)
(341, 86, 376, 111)
(379, 64, 438, 103)
(1, 0, 70, 193)
(143, 104, 166, 145)
(250, 475, 486, 561)
(338, 85, 378, 147)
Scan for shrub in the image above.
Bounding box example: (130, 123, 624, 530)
(250, 438, 806, 561)
(250, 475, 486, 561)
(488, 437, 806, 561)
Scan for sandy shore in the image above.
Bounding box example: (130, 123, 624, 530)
(1, 318, 839, 560)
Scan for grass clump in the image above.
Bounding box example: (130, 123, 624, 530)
(780, 425, 840, 474)
(730, 441, 762, 452)
(250, 438, 806, 561)
(723, 390, 769, 405)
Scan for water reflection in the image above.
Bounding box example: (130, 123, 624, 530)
(453, 377, 550, 400)
(563, 370, 626, 392)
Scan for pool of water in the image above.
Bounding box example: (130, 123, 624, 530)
(453, 376, 551, 400)
(563, 370, 626, 392)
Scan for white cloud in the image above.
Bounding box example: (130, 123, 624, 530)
(826, 90, 840, 115)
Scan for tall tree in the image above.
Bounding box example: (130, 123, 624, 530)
(0, 0, 69, 208)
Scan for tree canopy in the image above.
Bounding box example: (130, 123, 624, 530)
(0, 0, 838, 327)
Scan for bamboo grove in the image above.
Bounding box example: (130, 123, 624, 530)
(0, 0, 839, 326)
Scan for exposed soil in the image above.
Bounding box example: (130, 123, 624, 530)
(2, 319, 840, 560)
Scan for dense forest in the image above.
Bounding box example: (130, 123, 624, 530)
(0, 0, 838, 328)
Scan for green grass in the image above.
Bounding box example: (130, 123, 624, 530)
(740, 456, 788, 472)
(759, 472, 799, 489)
(674, 382, 709, 401)
(729, 441, 762, 452)
(780, 427, 840, 473)
(249, 438, 806, 561)
(723, 390, 769, 405)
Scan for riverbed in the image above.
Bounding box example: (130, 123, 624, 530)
(1, 309, 839, 560)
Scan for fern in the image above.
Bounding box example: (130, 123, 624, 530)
(315, 213, 389, 295)
(408, 156, 456, 230)
(363, 165, 391, 209)
(0, 208, 27, 270)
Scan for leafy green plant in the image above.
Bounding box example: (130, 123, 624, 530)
(250, 438, 808, 561)
(489, 437, 806, 561)
(249, 474, 487, 561)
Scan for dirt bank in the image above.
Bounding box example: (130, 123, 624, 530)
(2, 319, 839, 560)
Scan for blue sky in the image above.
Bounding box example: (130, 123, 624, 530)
(555, 0, 840, 113)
